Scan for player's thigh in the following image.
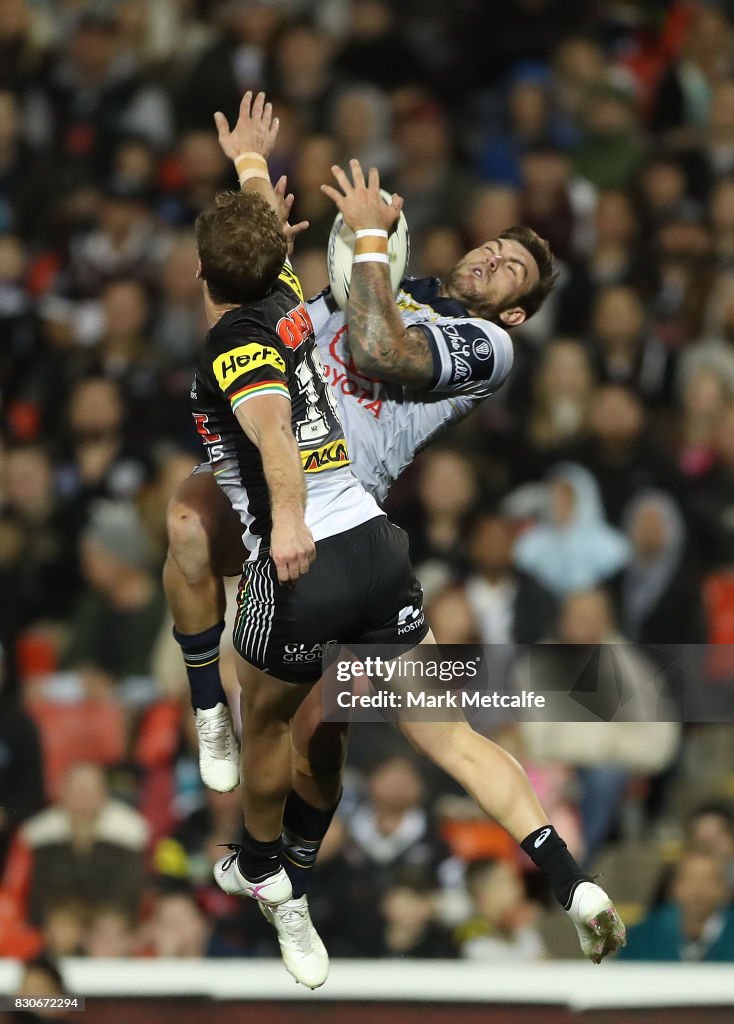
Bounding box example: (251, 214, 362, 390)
(167, 466, 245, 577)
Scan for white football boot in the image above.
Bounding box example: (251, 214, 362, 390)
(194, 703, 240, 793)
(213, 845, 293, 905)
(567, 881, 627, 963)
(260, 895, 329, 989)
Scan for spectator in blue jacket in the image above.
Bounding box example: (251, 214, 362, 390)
(620, 851, 734, 962)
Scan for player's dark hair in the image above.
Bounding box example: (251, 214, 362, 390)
(499, 226, 558, 319)
(195, 191, 287, 306)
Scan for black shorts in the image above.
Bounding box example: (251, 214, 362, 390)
(232, 516, 429, 683)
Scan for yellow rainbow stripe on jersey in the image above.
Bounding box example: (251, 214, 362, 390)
(230, 379, 290, 412)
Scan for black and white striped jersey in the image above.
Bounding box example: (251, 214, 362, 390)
(191, 262, 381, 558)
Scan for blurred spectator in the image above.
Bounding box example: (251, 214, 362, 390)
(509, 338, 595, 481)
(32, 8, 173, 174)
(150, 234, 206, 365)
(377, 864, 457, 959)
(333, 0, 426, 91)
(465, 514, 557, 645)
(427, 585, 482, 645)
(677, 367, 731, 478)
(55, 376, 152, 508)
(2, 762, 148, 926)
(514, 588, 680, 865)
(394, 448, 479, 574)
(589, 285, 675, 406)
(62, 500, 166, 694)
(158, 130, 230, 228)
(177, 0, 282, 131)
(138, 888, 241, 958)
(576, 385, 683, 524)
(63, 176, 171, 298)
(686, 802, 734, 889)
(692, 403, 734, 568)
(0, 443, 83, 633)
(85, 903, 137, 957)
(620, 851, 734, 961)
(573, 85, 644, 190)
(41, 898, 87, 957)
(348, 755, 451, 892)
(455, 857, 545, 961)
(476, 63, 570, 188)
(329, 82, 395, 174)
(414, 224, 464, 280)
(270, 20, 334, 133)
(308, 817, 383, 957)
(617, 490, 706, 645)
(556, 188, 643, 335)
(513, 463, 630, 596)
(463, 184, 521, 251)
(0, 640, 44, 872)
(387, 98, 476, 236)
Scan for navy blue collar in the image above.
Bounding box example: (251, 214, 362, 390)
(400, 276, 469, 317)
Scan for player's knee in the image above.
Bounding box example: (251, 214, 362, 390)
(166, 499, 212, 577)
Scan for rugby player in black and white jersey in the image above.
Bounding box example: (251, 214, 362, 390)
(167, 92, 625, 989)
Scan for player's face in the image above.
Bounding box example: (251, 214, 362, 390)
(444, 238, 539, 325)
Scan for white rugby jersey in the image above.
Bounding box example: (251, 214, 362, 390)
(308, 277, 514, 503)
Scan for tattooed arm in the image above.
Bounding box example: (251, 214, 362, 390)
(347, 265, 433, 387)
(322, 160, 433, 388)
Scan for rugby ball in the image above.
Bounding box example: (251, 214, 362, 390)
(327, 189, 410, 310)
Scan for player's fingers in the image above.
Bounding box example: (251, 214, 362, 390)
(263, 100, 273, 129)
(252, 91, 266, 120)
(283, 192, 295, 213)
(289, 220, 309, 237)
(367, 166, 380, 192)
(269, 115, 280, 143)
(297, 551, 312, 578)
(274, 557, 289, 585)
(239, 90, 253, 120)
(213, 111, 229, 137)
(321, 183, 345, 207)
(350, 158, 366, 189)
(274, 175, 287, 198)
(330, 164, 352, 193)
(391, 192, 404, 212)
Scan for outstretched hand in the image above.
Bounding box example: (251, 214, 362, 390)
(214, 90, 279, 161)
(321, 159, 403, 233)
(274, 175, 309, 256)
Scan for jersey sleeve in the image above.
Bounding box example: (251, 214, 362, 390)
(206, 326, 291, 414)
(415, 317, 514, 393)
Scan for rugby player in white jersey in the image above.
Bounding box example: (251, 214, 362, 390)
(169, 92, 625, 989)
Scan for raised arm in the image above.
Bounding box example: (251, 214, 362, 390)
(322, 160, 433, 388)
(235, 394, 315, 583)
(215, 91, 309, 254)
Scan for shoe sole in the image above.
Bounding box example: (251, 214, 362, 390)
(588, 908, 626, 964)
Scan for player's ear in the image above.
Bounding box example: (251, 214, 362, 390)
(195, 259, 202, 280)
(499, 306, 526, 328)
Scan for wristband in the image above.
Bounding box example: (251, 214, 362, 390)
(354, 228, 388, 239)
(234, 152, 269, 186)
(353, 253, 390, 264)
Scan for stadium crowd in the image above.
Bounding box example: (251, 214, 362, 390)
(2, 0, 734, 965)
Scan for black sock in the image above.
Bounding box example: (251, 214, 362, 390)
(281, 789, 341, 898)
(521, 826, 590, 910)
(237, 827, 282, 881)
(173, 621, 227, 711)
